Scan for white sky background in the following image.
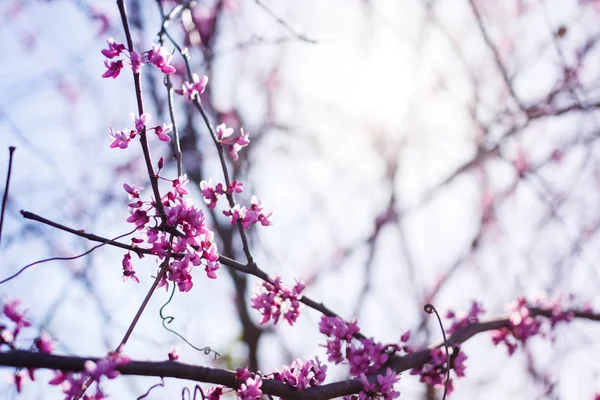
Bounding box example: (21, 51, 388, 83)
(1, 0, 600, 399)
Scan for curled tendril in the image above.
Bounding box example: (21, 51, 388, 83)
(160, 285, 220, 359)
(136, 378, 165, 399)
(181, 384, 204, 400)
(424, 303, 450, 400)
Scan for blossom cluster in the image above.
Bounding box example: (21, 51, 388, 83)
(271, 357, 327, 393)
(122, 175, 220, 291)
(445, 301, 485, 335)
(250, 276, 304, 325)
(236, 367, 263, 400)
(319, 316, 408, 400)
(49, 351, 130, 400)
(344, 369, 401, 400)
(175, 73, 209, 101)
(2, 298, 128, 399)
(409, 346, 467, 395)
(491, 296, 574, 355)
(215, 123, 250, 160)
(109, 112, 172, 149)
(1, 298, 57, 393)
(101, 38, 176, 79)
(223, 196, 272, 229)
(200, 179, 244, 210)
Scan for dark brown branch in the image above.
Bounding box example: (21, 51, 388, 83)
(3, 308, 598, 399)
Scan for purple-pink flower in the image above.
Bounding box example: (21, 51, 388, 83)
(101, 37, 125, 59)
(34, 331, 56, 354)
(145, 44, 176, 74)
(272, 357, 327, 392)
(251, 277, 304, 325)
(176, 73, 209, 100)
(102, 59, 124, 79)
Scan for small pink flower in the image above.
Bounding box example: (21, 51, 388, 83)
(132, 112, 151, 133)
(3, 298, 31, 334)
(223, 204, 246, 225)
(109, 128, 133, 149)
(237, 375, 262, 400)
(123, 183, 143, 198)
(145, 44, 176, 74)
(168, 347, 180, 361)
(101, 38, 125, 59)
(154, 123, 172, 142)
(176, 73, 209, 100)
(216, 123, 234, 142)
(35, 331, 56, 354)
(102, 59, 124, 79)
(130, 50, 143, 73)
(172, 175, 189, 196)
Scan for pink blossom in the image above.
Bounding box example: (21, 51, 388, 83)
(216, 123, 234, 142)
(223, 204, 247, 225)
(168, 347, 180, 361)
(228, 180, 244, 194)
(410, 347, 467, 395)
(35, 331, 56, 354)
(272, 357, 327, 391)
(11, 369, 28, 393)
(145, 44, 176, 74)
(446, 301, 485, 334)
(200, 179, 219, 209)
(237, 375, 262, 400)
(130, 50, 142, 73)
(206, 386, 223, 400)
(251, 277, 304, 325)
(154, 123, 172, 142)
(400, 330, 411, 343)
(132, 112, 151, 133)
(126, 209, 149, 229)
(109, 128, 133, 149)
(123, 183, 143, 198)
(102, 59, 124, 79)
(101, 37, 125, 59)
(3, 298, 31, 334)
(176, 73, 209, 100)
(121, 253, 139, 283)
(241, 196, 272, 229)
(172, 175, 189, 196)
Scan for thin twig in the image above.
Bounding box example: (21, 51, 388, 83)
(0, 146, 16, 244)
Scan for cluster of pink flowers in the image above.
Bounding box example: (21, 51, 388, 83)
(2, 298, 58, 393)
(223, 196, 272, 229)
(122, 175, 220, 291)
(320, 315, 393, 374)
(200, 179, 244, 210)
(491, 297, 574, 355)
(200, 179, 272, 230)
(271, 357, 327, 393)
(410, 346, 467, 395)
(101, 38, 176, 79)
(344, 369, 401, 400)
(236, 367, 263, 400)
(445, 301, 485, 334)
(175, 73, 209, 101)
(109, 112, 172, 149)
(250, 276, 304, 325)
(49, 351, 130, 400)
(215, 123, 250, 160)
(319, 316, 411, 399)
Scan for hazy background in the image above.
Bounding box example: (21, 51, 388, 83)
(1, 0, 600, 398)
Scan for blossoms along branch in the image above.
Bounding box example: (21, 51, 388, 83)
(2, 1, 600, 400)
